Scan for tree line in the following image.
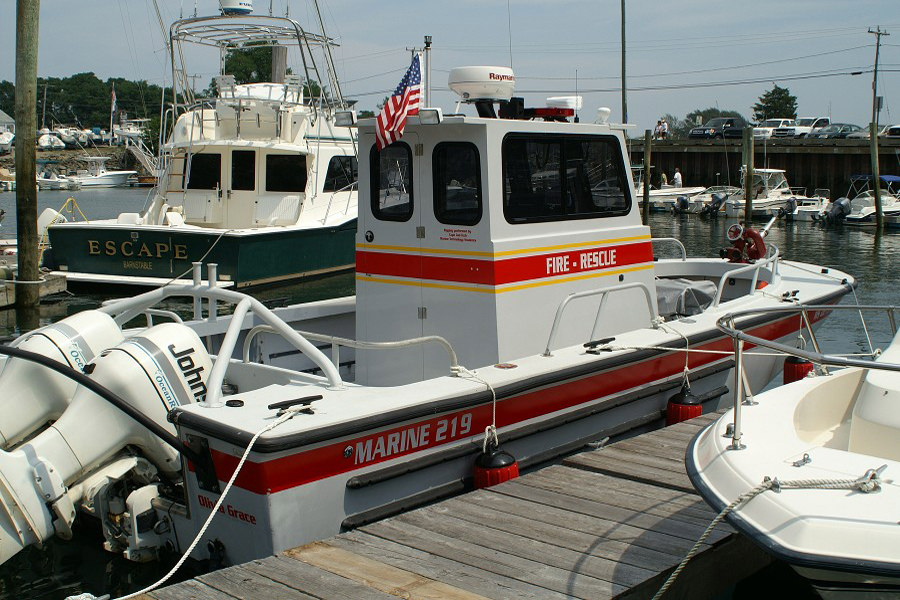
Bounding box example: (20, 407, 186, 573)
(656, 84, 799, 139)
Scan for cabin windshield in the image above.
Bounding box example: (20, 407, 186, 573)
(502, 134, 630, 223)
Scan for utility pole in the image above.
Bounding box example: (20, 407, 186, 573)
(15, 0, 40, 323)
(620, 0, 627, 124)
(869, 26, 888, 230)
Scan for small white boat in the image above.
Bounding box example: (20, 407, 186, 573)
(70, 156, 136, 188)
(0, 131, 13, 154)
(723, 168, 825, 219)
(36, 160, 79, 190)
(688, 308, 900, 599)
(686, 185, 742, 216)
(37, 133, 65, 150)
(844, 175, 900, 226)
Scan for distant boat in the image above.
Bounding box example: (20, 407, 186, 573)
(36, 160, 79, 190)
(70, 156, 136, 188)
(0, 131, 13, 154)
(37, 133, 65, 150)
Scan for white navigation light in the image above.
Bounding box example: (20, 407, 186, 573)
(448, 66, 515, 102)
(595, 107, 612, 124)
(219, 0, 253, 15)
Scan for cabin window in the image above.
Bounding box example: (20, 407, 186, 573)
(370, 143, 413, 222)
(184, 153, 221, 190)
(231, 150, 256, 191)
(433, 143, 482, 226)
(323, 155, 358, 192)
(266, 154, 307, 193)
(502, 134, 630, 223)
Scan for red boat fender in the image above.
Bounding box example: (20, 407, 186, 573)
(666, 383, 702, 426)
(473, 447, 519, 489)
(783, 355, 814, 384)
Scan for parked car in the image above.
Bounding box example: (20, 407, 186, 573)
(753, 118, 794, 139)
(807, 123, 864, 139)
(773, 116, 830, 138)
(847, 124, 900, 139)
(689, 117, 747, 139)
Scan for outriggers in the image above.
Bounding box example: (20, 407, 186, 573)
(0, 66, 855, 570)
(44, 9, 357, 288)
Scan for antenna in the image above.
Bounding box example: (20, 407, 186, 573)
(506, 0, 513, 69)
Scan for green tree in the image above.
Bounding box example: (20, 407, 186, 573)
(0, 81, 14, 118)
(752, 84, 797, 122)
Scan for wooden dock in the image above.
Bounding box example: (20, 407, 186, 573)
(143, 412, 772, 600)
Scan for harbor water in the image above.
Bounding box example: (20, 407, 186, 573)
(0, 187, 896, 599)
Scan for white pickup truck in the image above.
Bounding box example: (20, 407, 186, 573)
(772, 117, 830, 138)
(753, 118, 794, 139)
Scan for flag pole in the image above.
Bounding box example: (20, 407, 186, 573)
(424, 36, 432, 107)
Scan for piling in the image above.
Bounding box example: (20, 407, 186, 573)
(14, 0, 41, 325)
(642, 129, 651, 225)
(742, 126, 754, 223)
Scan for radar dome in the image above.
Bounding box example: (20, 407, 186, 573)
(220, 0, 253, 15)
(448, 66, 515, 102)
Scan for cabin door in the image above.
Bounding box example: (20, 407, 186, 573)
(224, 149, 257, 228)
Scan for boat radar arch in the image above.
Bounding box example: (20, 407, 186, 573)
(219, 0, 253, 15)
(448, 66, 515, 102)
(595, 107, 612, 124)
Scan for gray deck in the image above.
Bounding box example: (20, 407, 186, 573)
(142, 412, 771, 600)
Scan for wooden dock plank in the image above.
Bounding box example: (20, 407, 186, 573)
(457, 488, 717, 558)
(361, 516, 627, 599)
(490, 479, 730, 544)
(147, 578, 239, 600)
(287, 540, 492, 600)
(521, 465, 717, 521)
(392, 505, 656, 588)
(564, 447, 696, 493)
(330, 531, 570, 600)
(242, 555, 397, 600)
(194, 564, 317, 599)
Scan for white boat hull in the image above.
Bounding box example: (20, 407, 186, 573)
(688, 354, 900, 599)
(74, 170, 136, 188)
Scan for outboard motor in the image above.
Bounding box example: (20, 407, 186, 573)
(672, 195, 690, 214)
(0, 323, 211, 565)
(824, 197, 851, 224)
(703, 192, 727, 217)
(778, 197, 798, 221)
(0, 311, 123, 448)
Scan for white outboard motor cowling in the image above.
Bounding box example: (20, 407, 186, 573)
(0, 311, 123, 448)
(0, 323, 211, 566)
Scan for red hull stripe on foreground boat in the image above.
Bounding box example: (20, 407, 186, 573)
(355, 240, 654, 286)
(199, 310, 823, 495)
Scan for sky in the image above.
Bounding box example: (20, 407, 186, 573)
(1, 0, 899, 133)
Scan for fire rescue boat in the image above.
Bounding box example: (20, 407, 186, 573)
(0, 66, 855, 569)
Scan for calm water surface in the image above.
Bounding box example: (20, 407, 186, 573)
(0, 188, 896, 599)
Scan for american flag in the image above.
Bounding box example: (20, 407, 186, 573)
(376, 53, 423, 150)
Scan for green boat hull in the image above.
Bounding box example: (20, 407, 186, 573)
(46, 221, 357, 288)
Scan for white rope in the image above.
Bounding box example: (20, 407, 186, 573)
(111, 406, 305, 600)
(606, 343, 875, 360)
(453, 365, 499, 451)
(657, 321, 691, 386)
(652, 467, 885, 599)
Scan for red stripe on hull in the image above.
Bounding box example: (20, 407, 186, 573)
(355, 241, 654, 286)
(200, 310, 816, 495)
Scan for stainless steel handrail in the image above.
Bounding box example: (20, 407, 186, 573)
(543, 282, 658, 357)
(716, 302, 899, 450)
(99, 263, 344, 393)
(242, 324, 459, 375)
(711, 245, 780, 308)
(650, 237, 687, 261)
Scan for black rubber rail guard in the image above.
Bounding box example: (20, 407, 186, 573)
(0, 343, 204, 465)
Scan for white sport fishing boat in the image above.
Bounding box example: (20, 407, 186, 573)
(44, 8, 356, 288)
(688, 305, 900, 599)
(69, 156, 136, 188)
(0, 65, 855, 571)
(723, 168, 826, 219)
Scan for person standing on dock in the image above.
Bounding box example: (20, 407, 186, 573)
(672, 167, 682, 187)
(654, 120, 662, 139)
(660, 119, 669, 139)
